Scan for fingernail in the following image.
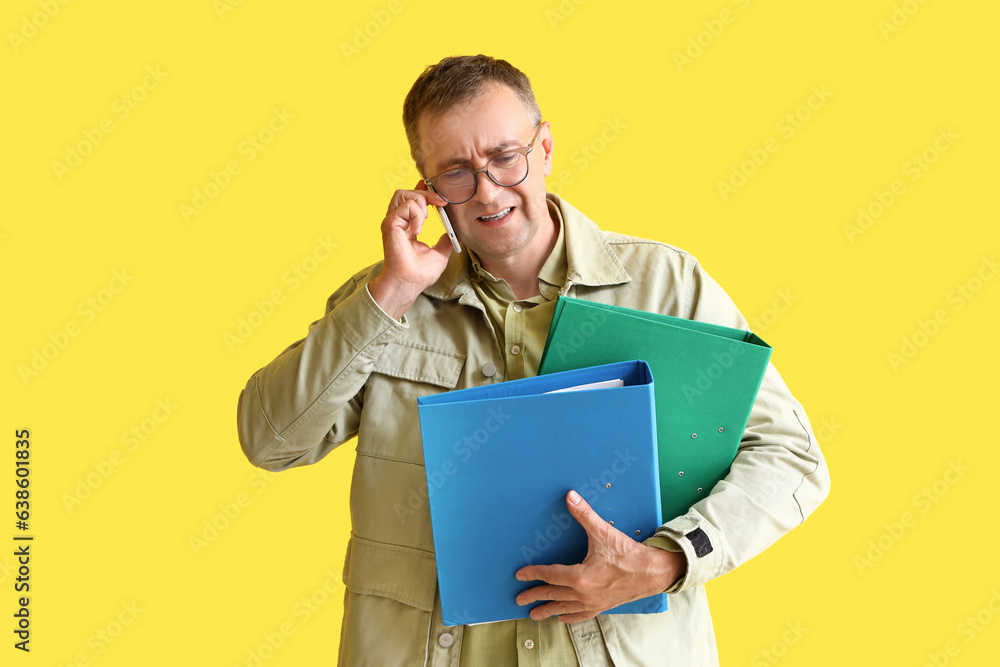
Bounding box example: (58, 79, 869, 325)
(516, 572, 525, 581)
(568, 489, 582, 504)
(516, 597, 526, 606)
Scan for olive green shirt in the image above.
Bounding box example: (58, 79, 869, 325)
(467, 198, 568, 383)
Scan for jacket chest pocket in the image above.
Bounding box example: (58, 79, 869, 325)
(357, 341, 466, 465)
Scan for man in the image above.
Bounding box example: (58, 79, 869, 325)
(237, 55, 830, 666)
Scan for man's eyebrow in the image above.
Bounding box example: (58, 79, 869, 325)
(484, 139, 519, 155)
(437, 140, 520, 171)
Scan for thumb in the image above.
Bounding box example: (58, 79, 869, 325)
(431, 232, 454, 260)
(566, 489, 608, 539)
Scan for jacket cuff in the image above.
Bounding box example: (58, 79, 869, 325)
(300, 278, 409, 380)
(649, 513, 724, 592)
(364, 283, 410, 327)
(642, 534, 688, 594)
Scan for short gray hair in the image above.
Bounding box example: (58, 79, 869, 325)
(403, 55, 542, 174)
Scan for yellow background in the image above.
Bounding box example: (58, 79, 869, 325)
(3, 0, 998, 664)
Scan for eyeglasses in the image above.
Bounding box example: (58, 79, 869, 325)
(423, 123, 543, 204)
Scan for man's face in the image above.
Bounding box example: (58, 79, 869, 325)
(417, 84, 553, 266)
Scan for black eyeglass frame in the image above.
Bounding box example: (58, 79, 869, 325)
(422, 122, 543, 205)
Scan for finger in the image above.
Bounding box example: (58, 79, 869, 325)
(401, 197, 427, 227)
(515, 583, 578, 607)
(387, 199, 425, 237)
(389, 189, 429, 219)
(564, 490, 609, 540)
(410, 200, 426, 236)
(524, 599, 590, 622)
(414, 180, 449, 207)
(515, 562, 575, 586)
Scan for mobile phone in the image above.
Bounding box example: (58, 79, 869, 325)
(425, 185, 461, 254)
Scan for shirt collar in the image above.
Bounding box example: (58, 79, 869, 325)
(423, 193, 631, 301)
(536, 199, 568, 299)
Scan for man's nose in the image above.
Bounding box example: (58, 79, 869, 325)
(472, 170, 504, 204)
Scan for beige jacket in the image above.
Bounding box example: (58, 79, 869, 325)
(237, 194, 830, 666)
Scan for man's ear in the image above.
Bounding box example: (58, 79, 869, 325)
(540, 121, 554, 178)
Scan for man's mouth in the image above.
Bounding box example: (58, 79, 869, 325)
(477, 207, 513, 223)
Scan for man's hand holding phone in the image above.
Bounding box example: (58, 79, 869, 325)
(368, 181, 456, 320)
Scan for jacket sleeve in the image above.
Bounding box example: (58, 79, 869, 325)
(236, 265, 407, 471)
(647, 259, 831, 591)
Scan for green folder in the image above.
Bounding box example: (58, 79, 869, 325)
(538, 297, 772, 522)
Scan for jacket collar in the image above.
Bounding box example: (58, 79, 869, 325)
(423, 193, 631, 302)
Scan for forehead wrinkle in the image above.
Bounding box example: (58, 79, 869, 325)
(420, 83, 535, 175)
(436, 138, 521, 173)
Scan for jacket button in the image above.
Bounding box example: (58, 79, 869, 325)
(481, 362, 497, 378)
(439, 632, 454, 648)
(524, 639, 535, 649)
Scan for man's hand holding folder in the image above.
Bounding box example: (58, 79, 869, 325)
(417, 359, 669, 625)
(515, 489, 686, 623)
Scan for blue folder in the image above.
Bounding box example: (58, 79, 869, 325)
(417, 360, 667, 626)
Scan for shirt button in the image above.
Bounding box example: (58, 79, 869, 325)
(511, 345, 521, 355)
(481, 362, 497, 378)
(524, 639, 535, 650)
(439, 632, 454, 648)
(513, 304, 522, 313)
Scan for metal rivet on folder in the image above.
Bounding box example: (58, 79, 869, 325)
(678, 471, 684, 477)
(481, 362, 497, 378)
(697, 487, 703, 493)
(608, 520, 615, 526)
(691, 433, 698, 439)
(718, 427, 725, 433)
(635, 529, 642, 536)
(605, 483, 611, 489)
